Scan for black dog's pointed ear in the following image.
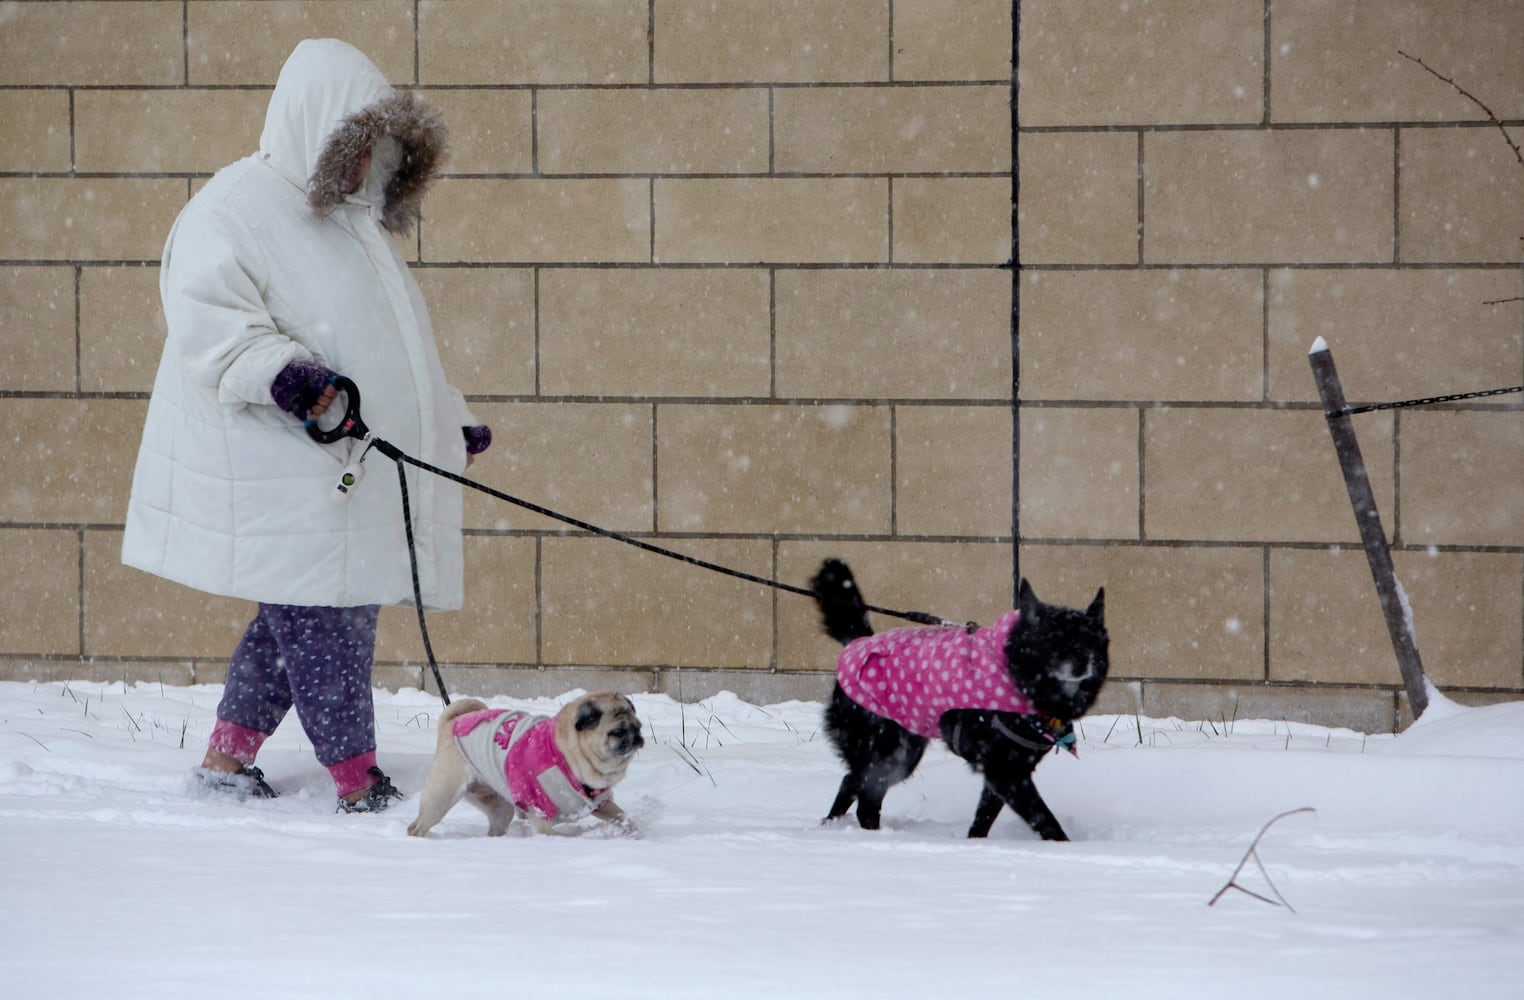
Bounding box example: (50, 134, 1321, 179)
(1087, 587, 1105, 624)
(575, 701, 603, 732)
(1018, 577, 1040, 621)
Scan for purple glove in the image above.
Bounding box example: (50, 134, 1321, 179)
(270, 361, 337, 421)
(463, 425, 492, 456)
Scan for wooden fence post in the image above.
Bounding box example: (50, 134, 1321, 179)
(1307, 338, 1429, 719)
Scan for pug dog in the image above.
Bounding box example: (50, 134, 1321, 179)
(407, 692, 645, 838)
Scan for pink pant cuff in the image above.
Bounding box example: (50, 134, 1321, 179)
(208, 719, 269, 764)
(328, 751, 379, 798)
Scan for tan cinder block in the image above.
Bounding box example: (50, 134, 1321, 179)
(1020, 542, 1265, 682)
(1274, 545, 1524, 695)
(654, 0, 888, 84)
(1399, 127, 1524, 264)
(893, 0, 1011, 82)
(424, 179, 649, 263)
(893, 178, 1011, 265)
(430, 666, 658, 701)
(419, 90, 534, 175)
(1022, 407, 1139, 540)
(188, 661, 231, 686)
(775, 269, 1011, 400)
(1018, 133, 1137, 265)
(2, 266, 76, 393)
(1021, 269, 1264, 402)
(1268, 547, 1521, 690)
(1400, 689, 1524, 729)
(1267, 269, 1523, 404)
(1271, 1, 1524, 123)
(419, 0, 647, 85)
(80, 266, 164, 394)
(1401, 412, 1524, 547)
(655, 178, 888, 264)
(460, 402, 654, 534)
(188, 1, 416, 85)
(776, 539, 1017, 671)
(0, 1, 182, 86)
(1020, 0, 1263, 126)
(84, 531, 254, 659)
(75, 90, 268, 175)
(1269, 547, 1409, 686)
(540, 269, 770, 397)
(776, 86, 1009, 173)
(1394, 549, 1523, 690)
(371, 665, 425, 694)
(655, 667, 828, 706)
(391, 227, 420, 266)
(0, 657, 198, 687)
(657, 404, 892, 534)
(1145, 130, 1394, 264)
(413, 267, 535, 397)
(0, 179, 186, 263)
(540, 536, 774, 668)
(539, 89, 770, 175)
(0, 91, 71, 172)
(376, 536, 537, 664)
(0, 529, 80, 655)
(1143, 682, 1397, 734)
(1, 399, 147, 525)
(1087, 679, 1144, 717)
(1143, 408, 1396, 543)
(896, 406, 1012, 538)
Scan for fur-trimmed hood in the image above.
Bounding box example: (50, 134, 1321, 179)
(258, 38, 446, 235)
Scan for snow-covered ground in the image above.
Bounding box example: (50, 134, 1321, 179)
(1, 678, 1520, 998)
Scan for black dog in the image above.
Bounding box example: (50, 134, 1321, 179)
(812, 559, 1108, 840)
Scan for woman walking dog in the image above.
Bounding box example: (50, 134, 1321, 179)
(121, 39, 490, 812)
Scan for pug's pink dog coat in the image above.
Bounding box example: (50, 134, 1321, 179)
(451, 708, 610, 821)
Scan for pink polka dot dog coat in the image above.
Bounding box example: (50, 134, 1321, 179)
(834, 611, 1032, 739)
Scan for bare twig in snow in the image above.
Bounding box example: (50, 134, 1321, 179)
(1208, 807, 1316, 913)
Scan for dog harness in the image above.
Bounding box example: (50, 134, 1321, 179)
(835, 611, 1037, 740)
(451, 709, 610, 821)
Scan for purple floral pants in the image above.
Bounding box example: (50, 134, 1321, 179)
(208, 603, 382, 796)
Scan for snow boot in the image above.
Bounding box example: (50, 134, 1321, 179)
(337, 767, 404, 813)
(194, 763, 279, 800)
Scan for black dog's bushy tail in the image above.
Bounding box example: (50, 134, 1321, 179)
(810, 559, 874, 646)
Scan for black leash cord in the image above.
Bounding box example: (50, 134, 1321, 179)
(393, 456, 449, 705)
(388, 446, 952, 707)
(393, 448, 952, 628)
(310, 376, 956, 706)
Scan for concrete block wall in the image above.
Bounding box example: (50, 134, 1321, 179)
(1018, 0, 1524, 731)
(1, 1, 1520, 731)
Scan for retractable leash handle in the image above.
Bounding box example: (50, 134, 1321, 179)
(304, 375, 383, 501)
(304, 374, 368, 444)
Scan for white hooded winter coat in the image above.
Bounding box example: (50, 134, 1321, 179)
(122, 39, 471, 610)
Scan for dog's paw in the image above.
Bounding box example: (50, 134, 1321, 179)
(590, 818, 641, 839)
(405, 820, 429, 837)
